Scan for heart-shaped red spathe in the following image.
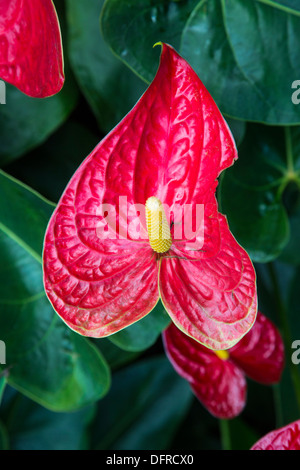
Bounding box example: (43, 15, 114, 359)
(251, 420, 300, 450)
(43, 43, 257, 349)
(0, 0, 64, 97)
(163, 312, 284, 419)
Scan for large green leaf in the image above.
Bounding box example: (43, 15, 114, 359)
(100, 0, 198, 83)
(0, 79, 78, 166)
(257, 0, 300, 14)
(5, 120, 99, 203)
(90, 356, 193, 450)
(181, 0, 300, 124)
(218, 125, 300, 262)
(66, 0, 146, 133)
(0, 387, 95, 450)
(95, 338, 140, 371)
(0, 171, 110, 411)
(108, 300, 171, 352)
(101, 0, 300, 124)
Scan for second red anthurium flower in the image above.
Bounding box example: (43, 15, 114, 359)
(0, 0, 64, 97)
(163, 312, 284, 419)
(251, 419, 300, 450)
(43, 43, 257, 350)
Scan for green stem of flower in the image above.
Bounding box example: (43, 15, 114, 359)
(268, 263, 300, 413)
(285, 127, 294, 174)
(219, 419, 231, 450)
(272, 383, 284, 429)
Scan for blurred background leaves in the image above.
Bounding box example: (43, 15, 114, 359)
(0, 0, 300, 450)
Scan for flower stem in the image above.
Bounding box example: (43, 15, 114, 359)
(219, 419, 231, 450)
(272, 383, 284, 429)
(284, 127, 294, 174)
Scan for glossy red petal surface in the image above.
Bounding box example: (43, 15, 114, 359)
(44, 43, 252, 339)
(160, 214, 257, 350)
(139, 44, 238, 205)
(130, 43, 237, 252)
(170, 189, 221, 261)
(163, 323, 246, 419)
(0, 0, 64, 97)
(229, 311, 284, 384)
(251, 420, 300, 450)
(43, 155, 159, 336)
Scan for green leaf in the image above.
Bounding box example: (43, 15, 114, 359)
(226, 118, 246, 148)
(0, 171, 110, 411)
(0, 376, 6, 406)
(94, 338, 140, 371)
(0, 71, 78, 167)
(91, 356, 193, 450)
(181, 0, 300, 124)
(100, 0, 198, 83)
(101, 0, 300, 124)
(218, 124, 296, 263)
(108, 300, 171, 352)
(5, 120, 100, 203)
(66, 0, 146, 133)
(1, 388, 95, 450)
(256, 0, 300, 15)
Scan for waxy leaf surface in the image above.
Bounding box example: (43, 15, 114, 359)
(90, 356, 192, 450)
(102, 0, 300, 124)
(66, 0, 146, 134)
(219, 125, 300, 263)
(43, 43, 257, 350)
(0, 80, 78, 166)
(0, 0, 64, 97)
(0, 171, 110, 411)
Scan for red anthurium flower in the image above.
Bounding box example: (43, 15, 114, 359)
(163, 312, 284, 419)
(251, 420, 300, 450)
(0, 0, 64, 97)
(43, 42, 257, 350)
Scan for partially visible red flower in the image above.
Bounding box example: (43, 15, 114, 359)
(163, 312, 284, 419)
(251, 420, 300, 450)
(0, 0, 64, 97)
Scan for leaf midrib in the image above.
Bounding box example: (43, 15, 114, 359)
(255, 0, 300, 17)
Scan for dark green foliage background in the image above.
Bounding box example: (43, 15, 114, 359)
(0, 0, 300, 450)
